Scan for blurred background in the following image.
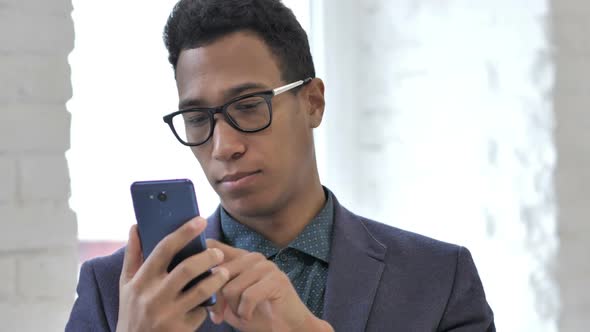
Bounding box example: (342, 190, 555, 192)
(0, 0, 588, 331)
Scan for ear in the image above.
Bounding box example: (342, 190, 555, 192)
(303, 78, 325, 128)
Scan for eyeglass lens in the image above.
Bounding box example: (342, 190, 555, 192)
(171, 95, 271, 145)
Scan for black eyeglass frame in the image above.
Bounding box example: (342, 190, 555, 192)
(163, 77, 313, 147)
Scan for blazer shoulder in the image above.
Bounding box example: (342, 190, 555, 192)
(357, 215, 461, 257)
(86, 247, 126, 283)
(353, 216, 495, 330)
(66, 247, 125, 331)
(84, 247, 126, 324)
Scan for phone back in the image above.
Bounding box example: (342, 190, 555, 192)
(130, 179, 215, 305)
(131, 179, 203, 258)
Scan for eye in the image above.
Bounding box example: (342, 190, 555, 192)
(185, 113, 209, 127)
(231, 95, 267, 112)
(234, 100, 263, 111)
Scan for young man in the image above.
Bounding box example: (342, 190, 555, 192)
(66, 0, 495, 331)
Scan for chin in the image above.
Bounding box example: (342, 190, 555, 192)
(219, 188, 281, 219)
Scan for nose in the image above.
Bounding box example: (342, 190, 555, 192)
(210, 116, 246, 161)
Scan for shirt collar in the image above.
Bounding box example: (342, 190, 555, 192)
(220, 189, 334, 263)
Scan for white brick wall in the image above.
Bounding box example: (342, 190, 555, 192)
(0, 0, 73, 17)
(553, 0, 590, 331)
(0, 11, 74, 54)
(0, 107, 71, 152)
(20, 155, 72, 201)
(0, 203, 77, 251)
(0, 257, 16, 297)
(0, 300, 75, 332)
(0, 158, 17, 202)
(17, 251, 78, 298)
(0, 55, 72, 104)
(0, 0, 77, 331)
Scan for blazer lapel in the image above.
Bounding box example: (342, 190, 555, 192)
(203, 200, 387, 331)
(205, 208, 224, 241)
(322, 197, 386, 331)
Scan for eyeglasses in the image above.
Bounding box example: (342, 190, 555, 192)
(163, 78, 313, 146)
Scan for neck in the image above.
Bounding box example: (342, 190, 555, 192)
(234, 174, 325, 248)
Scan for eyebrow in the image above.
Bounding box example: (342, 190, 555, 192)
(178, 82, 270, 110)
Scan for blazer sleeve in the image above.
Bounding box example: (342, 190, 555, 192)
(65, 260, 111, 332)
(437, 246, 496, 332)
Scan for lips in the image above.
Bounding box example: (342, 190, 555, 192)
(218, 170, 261, 183)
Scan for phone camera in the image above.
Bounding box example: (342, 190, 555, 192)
(157, 192, 167, 202)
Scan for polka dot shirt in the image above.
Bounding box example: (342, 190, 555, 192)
(220, 191, 334, 320)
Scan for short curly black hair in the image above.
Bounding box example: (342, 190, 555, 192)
(163, 0, 315, 83)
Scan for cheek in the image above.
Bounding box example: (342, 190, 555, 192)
(190, 147, 203, 163)
(273, 113, 313, 164)
(191, 147, 212, 175)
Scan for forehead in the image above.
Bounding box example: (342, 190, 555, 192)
(175, 31, 283, 105)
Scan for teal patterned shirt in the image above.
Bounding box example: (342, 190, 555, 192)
(220, 191, 334, 319)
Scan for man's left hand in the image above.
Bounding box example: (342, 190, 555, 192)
(206, 239, 333, 332)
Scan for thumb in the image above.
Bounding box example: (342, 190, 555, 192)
(120, 224, 143, 284)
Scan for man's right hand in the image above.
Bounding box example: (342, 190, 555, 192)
(116, 217, 229, 332)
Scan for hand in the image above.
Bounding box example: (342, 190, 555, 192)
(207, 239, 334, 332)
(116, 218, 230, 332)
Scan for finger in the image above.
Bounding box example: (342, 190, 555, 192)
(184, 306, 208, 329)
(221, 302, 259, 331)
(221, 258, 273, 316)
(120, 224, 143, 284)
(178, 267, 230, 312)
(209, 307, 224, 325)
(142, 217, 207, 276)
(165, 248, 224, 294)
(222, 305, 245, 330)
(218, 251, 267, 280)
(237, 273, 280, 320)
(206, 239, 249, 261)
(208, 276, 228, 324)
(222, 260, 276, 319)
(209, 310, 224, 325)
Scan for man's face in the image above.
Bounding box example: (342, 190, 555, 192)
(175, 31, 324, 218)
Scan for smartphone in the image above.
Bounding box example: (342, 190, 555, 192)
(130, 179, 215, 306)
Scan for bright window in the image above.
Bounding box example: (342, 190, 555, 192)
(68, 0, 312, 245)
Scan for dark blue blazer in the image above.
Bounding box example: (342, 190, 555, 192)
(66, 196, 495, 331)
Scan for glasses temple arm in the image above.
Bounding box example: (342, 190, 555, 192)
(272, 77, 313, 96)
